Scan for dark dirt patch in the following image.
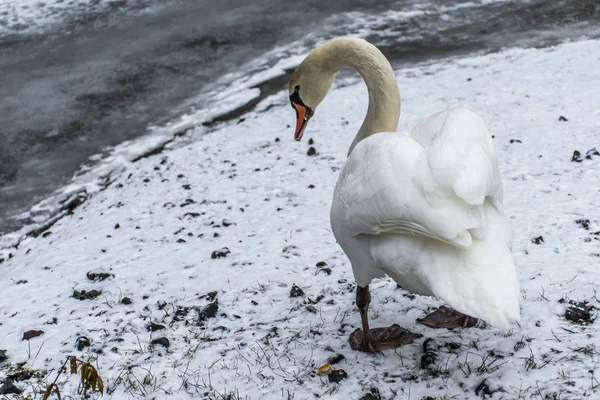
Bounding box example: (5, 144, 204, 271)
(421, 338, 438, 369)
(290, 284, 304, 298)
(328, 369, 348, 383)
(0, 380, 22, 395)
(327, 354, 345, 365)
(574, 219, 591, 230)
(76, 336, 91, 351)
(148, 322, 166, 332)
(359, 388, 381, 400)
(565, 301, 596, 325)
(151, 337, 170, 348)
(87, 271, 114, 281)
(73, 289, 103, 300)
(211, 247, 230, 259)
(198, 302, 219, 321)
(22, 330, 44, 340)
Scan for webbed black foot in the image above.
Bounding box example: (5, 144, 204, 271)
(349, 324, 422, 353)
(417, 305, 478, 330)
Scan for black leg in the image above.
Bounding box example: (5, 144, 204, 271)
(349, 284, 422, 353)
(356, 285, 376, 352)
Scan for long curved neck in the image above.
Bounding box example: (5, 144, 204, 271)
(317, 39, 400, 155)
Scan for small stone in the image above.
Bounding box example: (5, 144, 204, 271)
(308, 138, 314, 145)
(199, 302, 219, 320)
(359, 388, 381, 400)
(575, 219, 590, 230)
(151, 337, 170, 348)
(316, 261, 327, 268)
(0, 349, 8, 362)
(121, 297, 132, 305)
(73, 289, 102, 300)
(204, 291, 218, 301)
(306, 305, 317, 313)
(290, 284, 304, 298)
(327, 354, 345, 365)
(114, 223, 120, 229)
(211, 247, 231, 259)
(177, 238, 187, 243)
(0, 380, 22, 395)
(222, 219, 233, 227)
(86, 271, 113, 281)
(565, 301, 596, 325)
(509, 139, 522, 144)
(76, 336, 91, 351)
(307, 147, 317, 156)
(45, 317, 58, 325)
(22, 330, 44, 340)
(157, 300, 167, 310)
(328, 369, 348, 383)
(572, 150, 583, 162)
(147, 322, 166, 332)
(274, 137, 280, 142)
(558, 115, 568, 121)
(585, 148, 600, 159)
(531, 236, 544, 245)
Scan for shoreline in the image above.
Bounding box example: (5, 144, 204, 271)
(2, 28, 596, 253)
(2, 0, 600, 244)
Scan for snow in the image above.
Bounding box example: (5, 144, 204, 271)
(1, 39, 600, 399)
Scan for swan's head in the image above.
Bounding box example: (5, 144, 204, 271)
(288, 54, 335, 141)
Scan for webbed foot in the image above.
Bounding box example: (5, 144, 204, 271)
(349, 324, 422, 353)
(417, 305, 478, 330)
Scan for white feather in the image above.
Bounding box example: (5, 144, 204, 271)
(331, 108, 520, 328)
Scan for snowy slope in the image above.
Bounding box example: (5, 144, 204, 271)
(1, 39, 600, 399)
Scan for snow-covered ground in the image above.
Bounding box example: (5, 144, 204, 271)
(1, 39, 600, 399)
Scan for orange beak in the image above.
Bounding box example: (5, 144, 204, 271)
(293, 103, 311, 141)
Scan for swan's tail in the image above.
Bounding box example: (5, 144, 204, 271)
(429, 201, 520, 328)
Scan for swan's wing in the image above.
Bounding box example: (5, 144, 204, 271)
(332, 108, 505, 249)
(410, 108, 503, 210)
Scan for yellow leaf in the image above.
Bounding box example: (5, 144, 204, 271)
(70, 357, 78, 374)
(316, 363, 331, 375)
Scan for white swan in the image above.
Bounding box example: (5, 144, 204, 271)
(289, 38, 520, 353)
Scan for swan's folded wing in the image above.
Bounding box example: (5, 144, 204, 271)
(410, 108, 503, 210)
(332, 109, 505, 249)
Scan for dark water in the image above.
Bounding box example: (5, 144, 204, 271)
(0, 0, 599, 236)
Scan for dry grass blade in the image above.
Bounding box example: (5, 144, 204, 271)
(42, 355, 104, 399)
